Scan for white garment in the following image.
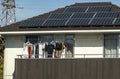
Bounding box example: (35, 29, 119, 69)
(31, 45, 35, 58)
(62, 49, 65, 58)
(39, 43, 43, 58)
(42, 43, 45, 58)
(22, 45, 28, 58)
(22, 41, 33, 58)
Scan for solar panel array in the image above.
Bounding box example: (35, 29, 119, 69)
(95, 12, 119, 18)
(90, 18, 115, 25)
(64, 7, 87, 13)
(71, 13, 95, 18)
(67, 18, 91, 26)
(87, 6, 111, 12)
(43, 19, 67, 26)
(114, 18, 120, 25)
(20, 19, 45, 28)
(64, 6, 111, 13)
(19, 5, 120, 28)
(48, 13, 72, 19)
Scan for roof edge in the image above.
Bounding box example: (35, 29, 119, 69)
(1, 29, 120, 35)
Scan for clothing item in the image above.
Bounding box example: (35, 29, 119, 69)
(45, 43, 48, 58)
(32, 45, 36, 58)
(28, 46, 32, 58)
(35, 44, 39, 58)
(61, 49, 65, 58)
(55, 50, 62, 58)
(22, 45, 29, 58)
(47, 44, 54, 58)
(22, 40, 74, 58)
(42, 43, 46, 58)
(22, 43, 33, 58)
(54, 42, 66, 58)
(55, 42, 62, 50)
(39, 43, 43, 58)
(49, 40, 55, 46)
(62, 42, 66, 49)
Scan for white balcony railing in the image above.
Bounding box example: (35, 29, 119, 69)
(17, 54, 119, 59)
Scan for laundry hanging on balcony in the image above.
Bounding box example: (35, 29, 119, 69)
(22, 41, 46, 58)
(22, 40, 33, 58)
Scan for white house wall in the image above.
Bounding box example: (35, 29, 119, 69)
(4, 35, 25, 79)
(74, 34, 104, 58)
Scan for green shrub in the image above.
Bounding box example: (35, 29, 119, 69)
(0, 63, 3, 79)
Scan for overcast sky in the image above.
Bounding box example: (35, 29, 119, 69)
(0, 0, 120, 22)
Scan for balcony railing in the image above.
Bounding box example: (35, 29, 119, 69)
(17, 54, 119, 59)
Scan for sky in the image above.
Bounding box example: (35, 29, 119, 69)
(0, 0, 120, 22)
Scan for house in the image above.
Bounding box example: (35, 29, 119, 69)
(1, 2, 120, 79)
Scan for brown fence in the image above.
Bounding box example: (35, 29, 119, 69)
(15, 58, 120, 79)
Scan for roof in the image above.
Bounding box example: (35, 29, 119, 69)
(1, 2, 120, 32)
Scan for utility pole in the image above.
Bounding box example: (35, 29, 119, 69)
(1, 0, 16, 26)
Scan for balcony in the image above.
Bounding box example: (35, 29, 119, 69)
(15, 54, 120, 79)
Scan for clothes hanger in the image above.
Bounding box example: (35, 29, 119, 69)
(25, 39, 32, 46)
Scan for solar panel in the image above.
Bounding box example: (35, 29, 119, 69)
(64, 7, 87, 13)
(114, 18, 120, 25)
(87, 6, 111, 12)
(66, 18, 91, 26)
(90, 18, 114, 25)
(71, 12, 95, 19)
(43, 19, 67, 26)
(20, 19, 45, 28)
(48, 13, 72, 19)
(95, 12, 119, 18)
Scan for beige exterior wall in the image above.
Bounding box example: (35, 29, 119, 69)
(4, 35, 25, 79)
(74, 34, 104, 58)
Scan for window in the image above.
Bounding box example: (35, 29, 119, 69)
(104, 34, 118, 58)
(25, 35, 54, 43)
(26, 35, 38, 44)
(39, 35, 54, 43)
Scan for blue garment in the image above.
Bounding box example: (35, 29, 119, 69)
(49, 40, 55, 46)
